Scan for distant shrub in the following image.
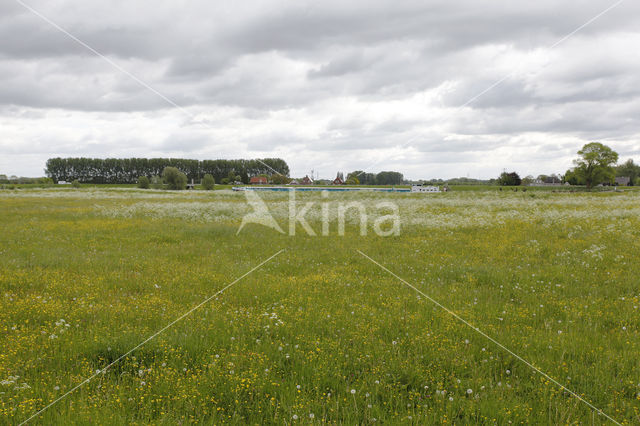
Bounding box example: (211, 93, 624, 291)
(71, 180, 81, 188)
(137, 176, 150, 189)
(202, 174, 215, 190)
(162, 167, 187, 190)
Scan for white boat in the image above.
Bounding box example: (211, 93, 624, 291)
(411, 184, 441, 193)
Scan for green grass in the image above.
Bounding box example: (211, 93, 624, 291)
(0, 188, 639, 424)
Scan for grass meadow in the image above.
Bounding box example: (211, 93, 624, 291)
(1, 187, 639, 424)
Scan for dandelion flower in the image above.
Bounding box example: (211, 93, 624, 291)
(351, 389, 356, 394)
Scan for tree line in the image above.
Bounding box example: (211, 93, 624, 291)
(45, 157, 290, 184)
(497, 142, 639, 188)
(345, 170, 404, 185)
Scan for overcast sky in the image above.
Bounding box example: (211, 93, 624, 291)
(1, 0, 639, 179)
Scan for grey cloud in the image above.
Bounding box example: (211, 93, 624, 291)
(308, 51, 375, 79)
(158, 133, 213, 153)
(2, 0, 638, 112)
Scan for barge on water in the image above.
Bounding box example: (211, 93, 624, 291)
(232, 185, 443, 193)
(232, 186, 411, 192)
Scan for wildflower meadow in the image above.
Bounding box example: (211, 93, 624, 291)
(1, 187, 639, 424)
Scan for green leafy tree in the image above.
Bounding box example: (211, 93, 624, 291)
(348, 170, 376, 185)
(615, 159, 640, 185)
(497, 172, 521, 186)
(563, 169, 582, 185)
(270, 174, 291, 184)
(375, 171, 404, 185)
(202, 174, 215, 190)
(137, 176, 150, 189)
(162, 167, 187, 190)
(573, 142, 618, 189)
(521, 175, 534, 186)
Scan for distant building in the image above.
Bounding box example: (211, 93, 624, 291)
(332, 176, 344, 185)
(529, 176, 563, 186)
(411, 184, 440, 193)
(615, 176, 631, 186)
(289, 179, 300, 185)
(249, 176, 268, 185)
(300, 176, 313, 185)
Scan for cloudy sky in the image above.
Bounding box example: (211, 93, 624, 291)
(1, 0, 639, 179)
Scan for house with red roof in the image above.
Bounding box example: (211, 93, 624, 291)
(249, 176, 268, 185)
